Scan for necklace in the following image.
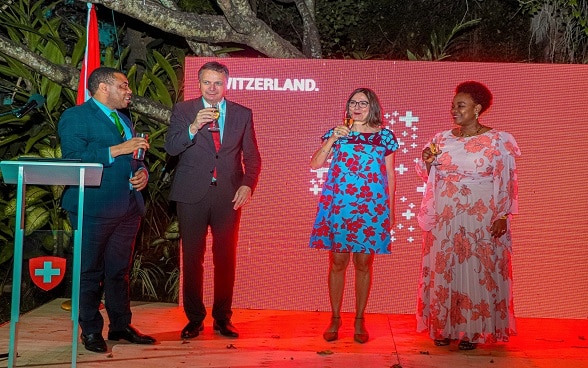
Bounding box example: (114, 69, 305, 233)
(459, 125, 483, 137)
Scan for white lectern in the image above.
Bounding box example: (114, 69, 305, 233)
(0, 159, 103, 368)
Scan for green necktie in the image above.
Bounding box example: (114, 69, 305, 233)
(110, 111, 125, 138)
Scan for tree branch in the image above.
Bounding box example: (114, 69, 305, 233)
(0, 32, 171, 123)
(83, 0, 305, 58)
(294, 0, 321, 57)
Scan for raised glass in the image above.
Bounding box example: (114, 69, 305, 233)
(208, 103, 220, 132)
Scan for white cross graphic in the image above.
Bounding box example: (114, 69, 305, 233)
(402, 209, 416, 220)
(310, 167, 329, 180)
(399, 111, 419, 127)
(35, 261, 61, 283)
(309, 184, 322, 195)
(395, 164, 409, 175)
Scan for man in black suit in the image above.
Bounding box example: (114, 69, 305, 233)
(165, 61, 261, 339)
(59, 67, 155, 352)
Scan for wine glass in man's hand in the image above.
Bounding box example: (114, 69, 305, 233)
(208, 104, 220, 132)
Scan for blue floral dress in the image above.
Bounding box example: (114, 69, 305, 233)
(309, 128, 399, 254)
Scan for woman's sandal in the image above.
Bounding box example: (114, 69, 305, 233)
(323, 317, 341, 342)
(458, 340, 477, 350)
(434, 338, 450, 346)
(353, 317, 369, 344)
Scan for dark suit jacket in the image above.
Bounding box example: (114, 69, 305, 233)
(165, 98, 261, 203)
(58, 99, 146, 218)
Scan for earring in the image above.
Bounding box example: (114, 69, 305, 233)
(475, 111, 479, 120)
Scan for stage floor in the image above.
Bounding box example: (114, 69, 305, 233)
(0, 298, 586, 367)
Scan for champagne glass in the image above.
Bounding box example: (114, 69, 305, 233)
(341, 111, 353, 140)
(429, 140, 441, 166)
(208, 103, 220, 132)
(344, 115, 354, 129)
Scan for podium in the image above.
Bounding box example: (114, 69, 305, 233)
(0, 159, 103, 368)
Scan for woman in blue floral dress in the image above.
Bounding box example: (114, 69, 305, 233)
(309, 88, 398, 343)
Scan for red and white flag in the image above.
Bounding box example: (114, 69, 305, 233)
(76, 3, 100, 105)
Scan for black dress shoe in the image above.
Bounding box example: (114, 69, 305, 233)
(81, 333, 107, 353)
(107, 325, 156, 344)
(213, 320, 239, 338)
(181, 321, 204, 339)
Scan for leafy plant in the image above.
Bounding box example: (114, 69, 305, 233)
(130, 254, 165, 300)
(519, 0, 588, 63)
(407, 19, 481, 61)
(0, 1, 184, 303)
(0, 0, 79, 261)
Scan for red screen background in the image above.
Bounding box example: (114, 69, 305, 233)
(180, 57, 588, 319)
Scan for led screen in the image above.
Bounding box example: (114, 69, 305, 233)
(179, 57, 588, 319)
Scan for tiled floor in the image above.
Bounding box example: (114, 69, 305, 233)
(0, 299, 586, 367)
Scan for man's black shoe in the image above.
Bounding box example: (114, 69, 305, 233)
(81, 333, 107, 353)
(181, 321, 204, 339)
(213, 320, 239, 338)
(107, 325, 156, 344)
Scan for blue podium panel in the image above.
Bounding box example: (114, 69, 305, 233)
(0, 159, 103, 368)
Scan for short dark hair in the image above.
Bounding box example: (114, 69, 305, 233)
(198, 61, 229, 80)
(455, 81, 493, 114)
(346, 87, 383, 128)
(87, 67, 123, 95)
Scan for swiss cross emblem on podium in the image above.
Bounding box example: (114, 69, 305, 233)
(29, 256, 66, 291)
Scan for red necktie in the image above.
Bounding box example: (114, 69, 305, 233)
(212, 132, 221, 180)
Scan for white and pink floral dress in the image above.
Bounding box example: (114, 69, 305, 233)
(415, 129, 521, 343)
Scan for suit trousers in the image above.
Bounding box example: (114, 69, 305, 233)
(69, 192, 142, 335)
(177, 185, 241, 323)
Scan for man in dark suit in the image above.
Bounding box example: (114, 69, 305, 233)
(165, 61, 261, 339)
(58, 67, 155, 353)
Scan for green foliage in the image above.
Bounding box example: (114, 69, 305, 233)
(518, 0, 588, 62)
(519, 0, 588, 34)
(130, 254, 165, 300)
(0, 0, 74, 262)
(316, 0, 366, 56)
(407, 19, 481, 61)
(0, 0, 183, 302)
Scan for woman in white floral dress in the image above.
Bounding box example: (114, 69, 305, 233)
(416, 81, 521, 350)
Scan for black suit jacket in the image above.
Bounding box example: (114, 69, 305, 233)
(165, 98, 261, 203)
(58, 99, 146, 218)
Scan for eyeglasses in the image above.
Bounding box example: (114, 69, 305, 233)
(348, 100, 369, 109)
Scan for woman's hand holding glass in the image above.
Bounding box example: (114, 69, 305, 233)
(332, 124, 351, 139)
(423, 141, 442, 166)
